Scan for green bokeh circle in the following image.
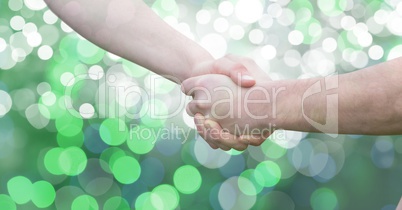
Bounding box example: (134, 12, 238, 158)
(100, 118, 128, 146)
(135, 192, 157, 210)
(59, 147, 87, 176)
(239, 169, 264, 195)
(7, 176, 32, 204)
(173, 165, 202, 194)
(31, 181, 56, 208)
(152, 184, 180, 210)
(112, 156, 141, 184)
(255, 161, 281, 187)
(0, 194, 16, 210)
(71, 195, 99, 210)
(311, 188, 338, 210)
(44, 147, 64, 175)
(103, 196, 130, 210)
(127, 125, 155, 154)
(55, 112, 83, 137)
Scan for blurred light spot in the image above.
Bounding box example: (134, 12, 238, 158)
(31, 181, 56, 208)
(78, 159, 113, 196)
(229, 25, 245, 40)
(13, 88, 36, 111)
(196, 10, 211, 24)
(24, 0, 47, 11)
(259, 14, 273, 28)
(43, 10, 58, 24)
(239, 169, 264, 195)
(261, 45, 276, 60)
(350, 51, 368, 68)
(269, 130, 305, 149)
(288, 30, 304, 45)
(151, 184, 180, 209)
(127, 125, 155, 155)
(7, 176, 32, 204)
(100, 118, 128, 146)
(368, 45, 384, 60)
(59, 146, 87, 176)
(103, 196, 130, 210)
(88, 65, 104, 80)
(60, 21, 74, 33)
(71, 195, 98, 210)
(60, 72, 75, 87)
(387, 45, 402, 60)
(219, 1, 234, 17)
(22, 22, 38, 35)
(277, 8, 295, 26)
(194, 136, 231, 168)
(79, 103, 95, 119)
(112, 156, 141, 184)
(0, 194, 16, 210)
(214, 17, 229, 33)
(235, 0, 263, 24)
(249, 29, 264, 44)
(371, 137, 394, 168)
(173, 165, 201, 194)
(318, 0, 347, 17)
(322, 37, 337, 53)
(341, 16, 356, 31)
(25, 104, 50, 129)
(310, 188, 338, 210)
(9, 0, 24, 11)
(55, 111, 83, 137)
(283, 50, 301, 67)
(255, 160, 281, 187)
(10, 16, 25, 31)
(0, 38, 6, 53)
(261, 140, 286, 159)
(200, 33, 227, 58)
(374, 10, 389, 25)
(27, 32, 42, 47)
(0, 90, 12, 117)
(37, 45, 53, 60)
(41, 91, 56, 106)
(219, 176, 256, 209)
(267, 3, 282, 18)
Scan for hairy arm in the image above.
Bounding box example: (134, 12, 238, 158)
(279, 57, 402, 135)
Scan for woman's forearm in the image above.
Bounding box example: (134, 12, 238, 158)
(275, 57, 402, 135)
(44, 0, 213, 83)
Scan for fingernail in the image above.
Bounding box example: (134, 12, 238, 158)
(205, 121, 212, 129)
(242, 75, 255, 81)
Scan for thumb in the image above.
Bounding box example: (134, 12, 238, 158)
(229, 64, 256, 88)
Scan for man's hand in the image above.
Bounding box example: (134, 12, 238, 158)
(183, 55, 273, 151)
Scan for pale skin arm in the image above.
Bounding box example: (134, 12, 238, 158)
(44, 0, 255, 85)
(183, 55, 402, 150)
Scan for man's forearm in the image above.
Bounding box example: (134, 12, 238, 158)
(44, 0, 212, 83)
(273, 57, 402, 135)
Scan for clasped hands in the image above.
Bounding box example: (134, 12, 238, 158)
(181, 55, 278, 151)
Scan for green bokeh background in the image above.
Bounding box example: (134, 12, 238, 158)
(1, 0, 402, 209)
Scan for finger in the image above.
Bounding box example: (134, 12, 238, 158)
(186, 101, 204, 117)
(194, 113, 219, 149)
(181, 75, 203, 96)
(224, 54, 270, 79)
(213, 57, 256, 88)
(204, 120, 249, 151)
(240, 131, 271, 146)
(203, 125, 232, 151)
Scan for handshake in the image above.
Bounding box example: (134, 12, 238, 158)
(180, 54, 320, 151)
